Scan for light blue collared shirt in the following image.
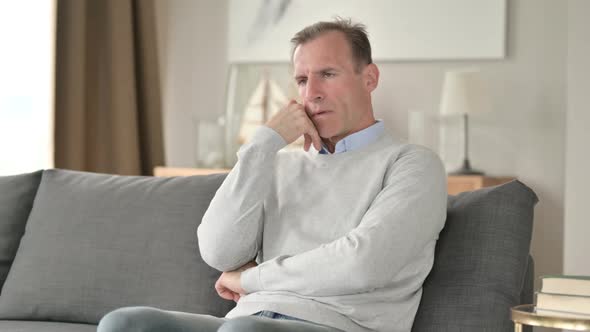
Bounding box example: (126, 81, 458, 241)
(319, 120, 385, 154)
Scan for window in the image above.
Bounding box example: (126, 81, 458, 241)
(0, 0, 55, 175)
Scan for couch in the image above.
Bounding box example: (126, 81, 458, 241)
(0, 169, 538, 331)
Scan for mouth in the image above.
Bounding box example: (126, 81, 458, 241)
(312, 110, 332, 118)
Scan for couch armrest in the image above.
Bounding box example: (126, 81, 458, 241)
(520, 254, 534, 305)
(519, 254, 534, 332)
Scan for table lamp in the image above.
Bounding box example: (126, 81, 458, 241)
(440, 68, 491, 175)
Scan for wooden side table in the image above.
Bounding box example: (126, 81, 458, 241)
(511, 304, 590, 331)
(447, 175, 514, 195)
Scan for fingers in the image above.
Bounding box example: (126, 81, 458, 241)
(304, 134, 311, 152)
(303, 117, 322, 152)
(267, 100, 323, 151)
(310, 129, 322, 152)
(216, 282, 239, 301)
(285, 100, 300, 114)
(304, 132, 321, 152)
(215, 276, 235, 301)
(216, 286, 235, 301)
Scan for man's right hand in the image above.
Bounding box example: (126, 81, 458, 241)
(266, 100, 322, 152)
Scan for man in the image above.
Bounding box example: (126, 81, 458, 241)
(98, 18, 447, 332)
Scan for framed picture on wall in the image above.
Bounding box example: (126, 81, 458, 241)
(228, 0, 507, 63)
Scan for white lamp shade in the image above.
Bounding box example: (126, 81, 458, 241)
(440, 69, 492, 116)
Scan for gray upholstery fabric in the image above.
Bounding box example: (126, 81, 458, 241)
(0, 169, 234, 324)
(0, 170, 42, 290)
(521, 255, 535, 306)
(412, 180, 538, 332)
(0, 320, 96, 332)
(519, 255, 535, 332)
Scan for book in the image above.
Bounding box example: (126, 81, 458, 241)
(536, 308, 590, 320)
(541, 275, 590, 296)
(536, 292, 590, 316)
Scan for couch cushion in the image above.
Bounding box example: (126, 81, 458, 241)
(0, 320, 96, 332)
(412, 180, 538, 332)
(0, 171, 42, 290)
(0, 169, 234, 324)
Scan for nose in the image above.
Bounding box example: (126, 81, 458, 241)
(303, 77, 324, 103)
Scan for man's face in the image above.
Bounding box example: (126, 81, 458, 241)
(292, 31, 378, 143)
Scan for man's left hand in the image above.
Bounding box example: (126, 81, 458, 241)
(215, 261, 257, 302)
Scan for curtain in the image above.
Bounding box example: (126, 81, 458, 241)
(54, 0, 164, 175)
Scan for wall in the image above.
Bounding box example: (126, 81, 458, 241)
(155, 0, 228, 167)
(156, 0, 571, 311)
(564, 0, 590, 276)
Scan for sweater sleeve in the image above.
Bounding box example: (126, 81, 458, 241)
(197, 126, 286, 272)
(240, 146, 447, 296)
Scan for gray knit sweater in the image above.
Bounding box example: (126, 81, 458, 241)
(198, 126, 447, 332)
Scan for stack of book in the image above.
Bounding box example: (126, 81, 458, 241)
(535, 275, 590, 319)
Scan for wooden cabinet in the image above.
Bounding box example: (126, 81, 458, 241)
(154, 167, 513, 195)
(447, 175, 514, 195)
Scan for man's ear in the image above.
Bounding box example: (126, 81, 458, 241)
(363, 63, 379, 92)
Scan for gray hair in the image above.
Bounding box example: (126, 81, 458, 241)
(290, 17, 372, 72)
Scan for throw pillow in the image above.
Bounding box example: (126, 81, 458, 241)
(0, 170, 42, 290)
(0, 169, 234, 324)
(412, 180, 538, 331)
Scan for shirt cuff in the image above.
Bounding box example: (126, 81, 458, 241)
(241, 266, 264, 294)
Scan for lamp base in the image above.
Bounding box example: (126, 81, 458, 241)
(449, 159, 484, 176)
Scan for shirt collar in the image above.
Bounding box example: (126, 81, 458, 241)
(319, 120, 385, 154)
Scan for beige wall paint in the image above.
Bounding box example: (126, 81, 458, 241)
(565, 0, 590, 276)
(156, 1, 575, 319)
(156, 0, 228, 167)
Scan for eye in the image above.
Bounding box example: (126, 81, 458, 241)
(296, 78, 307, 86)
(322, 72, 335, 78)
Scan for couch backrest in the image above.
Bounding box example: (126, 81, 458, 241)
(0, 171, 43, 291)
(412, 180, 538, 332)
(0, 169, 235, 324)
(0, 170, 538, 330)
